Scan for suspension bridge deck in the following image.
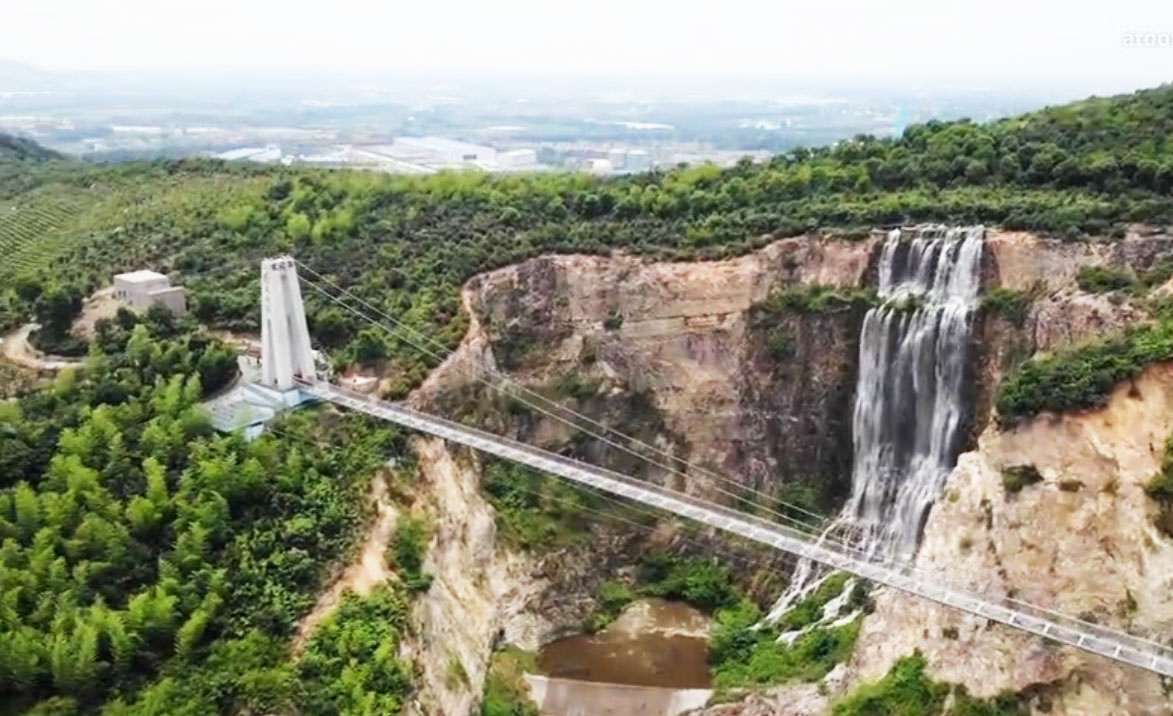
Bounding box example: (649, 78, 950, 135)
(300, 379, 1173, 678)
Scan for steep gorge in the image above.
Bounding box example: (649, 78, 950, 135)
(398, 227, 1173, 715)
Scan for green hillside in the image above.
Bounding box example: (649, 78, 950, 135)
(2, 84, 1173, 388)
(0, 133, 63, 162)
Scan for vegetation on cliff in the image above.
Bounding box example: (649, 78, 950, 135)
(481, 647, 541, 716)
(995, 320, 1173, 424)
(1145, 435, 1173, 536)
(831, 652, 1030, 716)
(481, 460, 653, 549)
(707, 573, 870, 692)
(979, 286, 1036, 326)
(709, 597, 860, 690)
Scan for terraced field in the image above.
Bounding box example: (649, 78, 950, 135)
(0, 195, 88, 282)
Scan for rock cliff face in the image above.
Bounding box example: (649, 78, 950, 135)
(418, 238, 874, 500)
(401, 227, 1173, 714)
(403, 236, 874, 710)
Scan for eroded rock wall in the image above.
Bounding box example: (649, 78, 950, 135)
(403, 235, 875, 711)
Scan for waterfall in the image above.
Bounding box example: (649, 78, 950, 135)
(767, 225, 984, 622)
(848, 225, 984, 560)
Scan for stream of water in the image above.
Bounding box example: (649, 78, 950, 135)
(770, 226, 985, 617)
(848, 225, 985, 560)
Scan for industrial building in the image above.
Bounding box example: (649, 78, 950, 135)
(215, 144, 283, 163)
(391, 137, 497, 167)
(112, 270, 187, 316)
(497, 148, 539, 170)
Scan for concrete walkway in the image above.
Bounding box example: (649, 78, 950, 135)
(524, 675, 711, 716)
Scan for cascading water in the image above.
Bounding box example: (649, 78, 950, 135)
(848, 225, 984, 560)
(767, 225, 984, 621)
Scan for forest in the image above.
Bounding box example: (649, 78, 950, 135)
(0, 310, 409, 714)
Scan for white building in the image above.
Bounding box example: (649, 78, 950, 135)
(625, 150, 651, 172)
(392, 137, 497, 167)
(584, 158, 614, 175)
(497, 148, 538, 170)
(216, 145, 283, 163)
(113, 270, 187, 317)
(607, 148, 627, 170)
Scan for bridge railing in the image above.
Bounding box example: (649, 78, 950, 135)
(301, 379, 1173, 677)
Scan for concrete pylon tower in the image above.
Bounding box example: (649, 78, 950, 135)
(261, 256, 316, 390)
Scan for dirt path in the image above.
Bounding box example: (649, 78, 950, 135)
(0, 324, 81, 371)
(73, 287, 120, 336)
(292, 471, 400, 653)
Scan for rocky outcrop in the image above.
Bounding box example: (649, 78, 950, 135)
(420, 236, 874, 502)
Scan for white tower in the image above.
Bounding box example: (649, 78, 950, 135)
(261, 256, 316, 390)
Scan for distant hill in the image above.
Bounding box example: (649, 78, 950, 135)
(0, 133, 64, 161)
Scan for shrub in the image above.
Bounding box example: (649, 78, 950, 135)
(995, 321, 1173, 424)
(446, 655, 470, 690)
(481, 461, 640, 549)
(831, 653, 947, 716)
(1141, 257, 1173, 288)
(1002, 465, 1043, 494)
(482, 647, 540, 716)
(766, 330, 795, 360)
(832, 652, 1031, 716)
(1076, 265, 1136, 293)
(752, 285, 877, 319)
(981, 287, 1033, 326)
(585, 581, 636, 633)
(639, 552, 739, 612)
(711, 609, 861, 689)
(389, 515, 434, 593)
(1146, 435, 1173, 501)
(777, 572, 850, 631)
(555, 372, 602, 401)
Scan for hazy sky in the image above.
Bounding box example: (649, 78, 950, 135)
(4, 0, 1172, 89)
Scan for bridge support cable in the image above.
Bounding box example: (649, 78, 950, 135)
(293, 271, 836, 542)
(270, 423, 798, 576)
(292, 260, 831, 531)
(303, 379, 1173, 678)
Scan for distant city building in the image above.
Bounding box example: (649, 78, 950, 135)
(607, 148, 627, 170)
(113, 270, 187, 317)
(216, 144, 282, 163)
(392, 137, 497, 167)
(625, 149, 651, 172)
(584, 158, 614, 175)
(497, 148, 538, 170)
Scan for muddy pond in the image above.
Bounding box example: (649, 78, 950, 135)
(537, 598, 712, 689)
